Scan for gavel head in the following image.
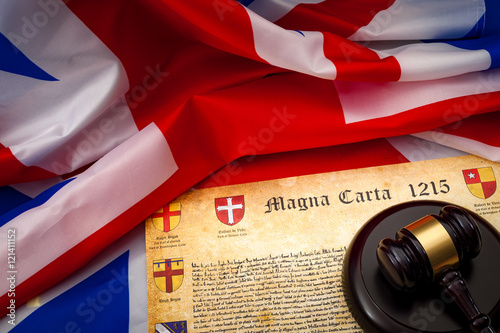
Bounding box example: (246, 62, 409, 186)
(376, 205, 482, 292)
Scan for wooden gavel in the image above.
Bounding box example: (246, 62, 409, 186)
(377, 205, 495, 333)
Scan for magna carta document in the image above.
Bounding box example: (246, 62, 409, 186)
(145, 155, 500, 332)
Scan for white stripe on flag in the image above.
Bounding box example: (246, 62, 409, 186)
(0, 223, 147, 332)
(412, 131, 500, 162)
(349, 0, 486, 41)
(0, 123, 177, 294)
(0, 0, 137, 174)
(244, 7, 336, 79)
(386, 136, 466, 162)
(246, 0, 326, 22)
(370, 41, 491, 81)
(337, 67, 500, 124)
(10, 177, 63, 199)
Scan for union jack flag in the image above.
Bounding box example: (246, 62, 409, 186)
(2, 0, 500, 331)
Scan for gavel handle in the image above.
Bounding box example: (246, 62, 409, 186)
(439, 269, 496, 333)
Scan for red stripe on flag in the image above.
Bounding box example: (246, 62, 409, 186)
(0, 147, 56, 186)
(0, 156, 206, 316)
(323, 33, 401, 81)
(436, 111, 500, 147)
(274, 0, 397, 37)
(67, 0, 276, 132)
(195, 138, 408, 189)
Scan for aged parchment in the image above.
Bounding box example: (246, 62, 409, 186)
(145, 155, 500, 332)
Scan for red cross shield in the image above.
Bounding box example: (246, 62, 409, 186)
(153, 258, 184, 293)
(150, 203, 181, 232)
(215, 195, 245, 226)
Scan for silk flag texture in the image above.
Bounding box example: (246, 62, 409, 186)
(0, 137, 466, 332)
(2, 0, 500, 323)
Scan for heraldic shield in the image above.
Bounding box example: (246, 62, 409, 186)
(215, 195, 245, 226)
(153, 258, 184, 293)
(463, 167, 497, 199)
(150, 203, 181, 232)
(155, 321, 187, 333)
